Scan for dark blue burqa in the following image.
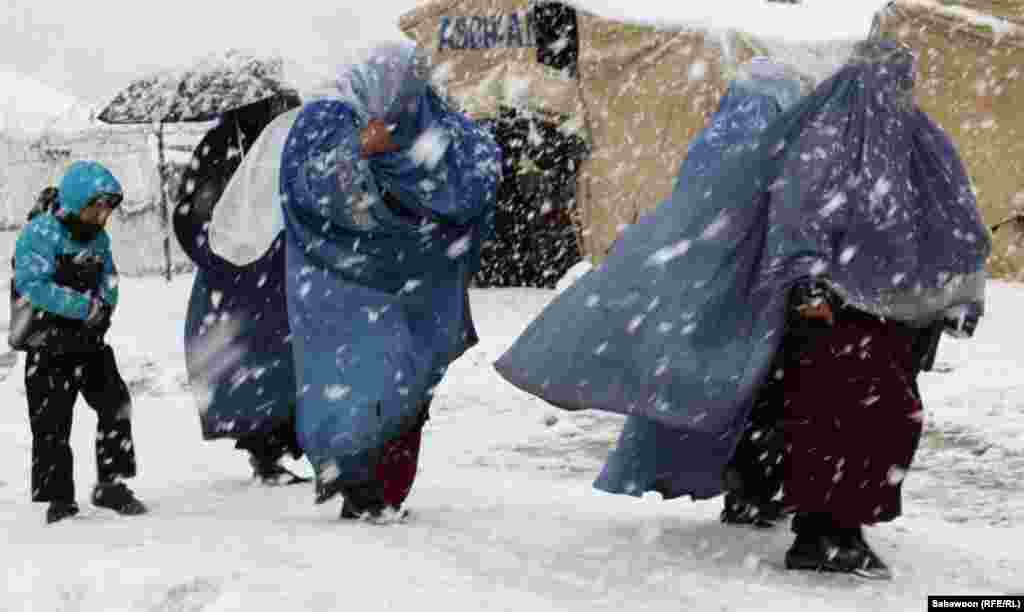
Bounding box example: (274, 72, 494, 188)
(495, 41, 990, 500)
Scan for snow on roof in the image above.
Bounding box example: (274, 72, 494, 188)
(897, 0, 1023, 42)
(565, 0, 887, 42)
(560, 0, 888, 84)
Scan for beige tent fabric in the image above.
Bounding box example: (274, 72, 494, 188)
(400, 0, 590, 256)
(877, 0, 1024, 280)
(573, 17, 743, 257)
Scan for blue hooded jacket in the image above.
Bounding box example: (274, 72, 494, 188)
(14, 162, 121, 341)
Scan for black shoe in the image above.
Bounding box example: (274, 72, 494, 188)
(338, 482, 386, 520)
(252, 461, 311, 486)
(720, 494, 786, 528)
(841, 528, 893, 580)
(92, 483, 148, 516)
(335, 481, 407, 523)
(785, 531, 889, 578)
(46, 501, 80, 524)
(340, 498, 409, 523)
(315, 477, 345, 505)
(339, 497, 362, 519)
(785, 531, 865, 573)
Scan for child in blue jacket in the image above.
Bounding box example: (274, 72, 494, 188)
(13, 161, 147, 524)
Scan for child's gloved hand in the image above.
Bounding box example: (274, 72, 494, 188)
(360, 119, 400, 158)
(790, 279, 836, 326)
(85, 299, 112, 329)
(796, 301, 835, 326)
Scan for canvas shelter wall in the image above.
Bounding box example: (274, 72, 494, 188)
(951, 0, 1023, 21)
(400, 0, 583, 120)
(0, 134, 61, 228)
(400, 0, 590, 285)
(400, 0, 759, 260)
(878, 0, 1024, 280)
(572, 15, 747, 257)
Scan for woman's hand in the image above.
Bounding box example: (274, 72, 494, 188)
(796, 301, 835, 326)
(360, 119, 400, 158)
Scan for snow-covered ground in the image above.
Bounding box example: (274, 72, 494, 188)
(0, 275, 1022, 611)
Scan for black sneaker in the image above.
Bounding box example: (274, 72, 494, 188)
(340, 497, 360, 519)
(46, 501, 80, 524)
(842, 529, 893, 580)
(336, 481, 408, 523)
(338, 484, 386, 520)
(315, 477, 345, 505)
(784, 531, 888, 578)
(252, 461, 311, 486)
(92, 483, 148, 516)
(340, 498, 409, 523)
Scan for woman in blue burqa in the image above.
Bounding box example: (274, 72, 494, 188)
(273, 41, 500, 519)
(495, 40, 989, 577)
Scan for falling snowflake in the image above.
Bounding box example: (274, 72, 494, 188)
(688, 60, 708, 82)
(701, 213, 731, 240)
(362, 306, 389, 323)
(410, 127, 451, 171)
(820, 192, 847, 217)
(447, 235, 472, 258)
(324, 385, 351, 401)
(870, 176, 892, 207)
(400, 279, 423, 293)
(646, 240, 692, 266)
(886, 466, 907, 485)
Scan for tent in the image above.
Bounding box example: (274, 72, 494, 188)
(398, 0, 876, 265)
(874, 0, 1024, 280)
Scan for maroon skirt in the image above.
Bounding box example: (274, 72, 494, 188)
(781, 308, 924, 527)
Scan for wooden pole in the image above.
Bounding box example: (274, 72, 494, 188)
(155, 123, 173, 282)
